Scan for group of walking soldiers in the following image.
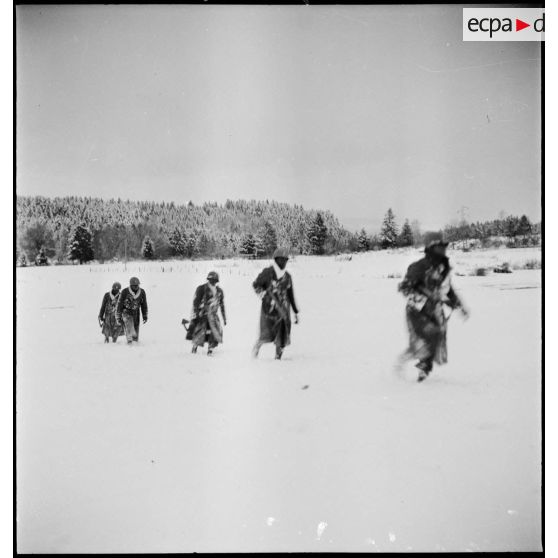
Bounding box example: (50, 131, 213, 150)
(98, 241, 468, 381)
(181, 247, 299, 359)
(98, 276, 148, 345)
(99, 247, 300, 360)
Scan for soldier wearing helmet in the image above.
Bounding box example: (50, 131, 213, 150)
(115, 276, 148, 345)
(397, 238, 469, 381)
(98, 281, 124, 343)
(187, 271, 227, 356)
(252, 247, 299, 360)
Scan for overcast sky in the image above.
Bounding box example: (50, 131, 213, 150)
(16, 5, 541, 231)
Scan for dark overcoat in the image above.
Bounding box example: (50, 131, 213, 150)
(99, 291, 124, 340)
(116, 287, 148, 334)
(398, 255, 462, 365)
(187, 283, 226, 347)
(253, 266, 298, 348)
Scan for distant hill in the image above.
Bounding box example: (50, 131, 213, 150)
(16, 195, 356, 262)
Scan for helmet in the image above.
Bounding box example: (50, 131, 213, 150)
(207, 271, 219, 282)
(273, 247, 289, 259)
(129, 276, 140, 286)
(112, 282, 121, 290)
(424, 239, 449, 253)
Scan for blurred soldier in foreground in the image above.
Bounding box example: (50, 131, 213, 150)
(187, 271, 227, 356)
(116, 276, 148, 345)
(397, 240, 469, 382)
(252, 247, 299, 360)
(98, 281, 124, 343)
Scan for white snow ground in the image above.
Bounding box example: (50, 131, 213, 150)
(16, 248, 542, 552)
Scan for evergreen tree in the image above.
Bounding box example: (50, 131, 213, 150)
(68, 225, 94, 264)
(398, 219, 414, 247)
(240, 233, 256, 257)
(504, 215, 520, 244)
(142, 236, 155, 259)
(169, 227, 186, 257)
(185, 231, 199, 258)
(380, 208, 399, 249)
(197, 232, 214, 257)
(518, 215, 532, 237)
(307, 212, 328, 255)
(261, 221, 278, 257)
(357, 229, 370, 252)
(253, 233, 266, 258)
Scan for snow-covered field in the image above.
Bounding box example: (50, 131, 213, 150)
(16, 247, 542, 552)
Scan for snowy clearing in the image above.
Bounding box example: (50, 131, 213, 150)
(16, 248, 542, 552)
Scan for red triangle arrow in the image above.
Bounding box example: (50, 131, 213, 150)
(516, 19, 530, 31)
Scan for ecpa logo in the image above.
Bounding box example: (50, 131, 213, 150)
(463, 8, 545, 41)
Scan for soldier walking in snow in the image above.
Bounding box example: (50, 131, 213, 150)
(98, 281, 124, 343)
(187, 271, 227, 356)
(252, 247, 299, 360)
(397, 240, 469, 382)
(115, 276, 148, 345)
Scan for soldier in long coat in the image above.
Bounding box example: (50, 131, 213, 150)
(187, 271, 227, 355)
(98, 281, 124, 343)
(397, 240, 469, 381)
(252, 247, 299, 360)
(116, 276, 148, 345)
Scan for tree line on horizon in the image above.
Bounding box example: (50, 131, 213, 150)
(16, 196, 540, 265)
(16, 196, 346, 265)
(356, 209, 541, 252)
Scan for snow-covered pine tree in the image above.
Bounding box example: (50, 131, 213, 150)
(261, 221, 278, 257)
(169, 227, 186, 257)
(307, 212, 328, 255)
(357, 229, 370, 252)
(398, 219, 414, 247)
(185, 231, 198, 258)
(380, 208, 399, 249)
(253, 233, 265, 259)
(518, 215, 532, 237)
(504, 215, 520, 245)
(68, 225, 94, 264)
(142, 236, 155, 259)
(240, 233, 256, 257)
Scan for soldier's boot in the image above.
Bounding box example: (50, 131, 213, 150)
(275, 346, 283, 360)
(104, 336, 110, 344)
(416, 359, 432, 382)
(191, 345, 198, 354)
